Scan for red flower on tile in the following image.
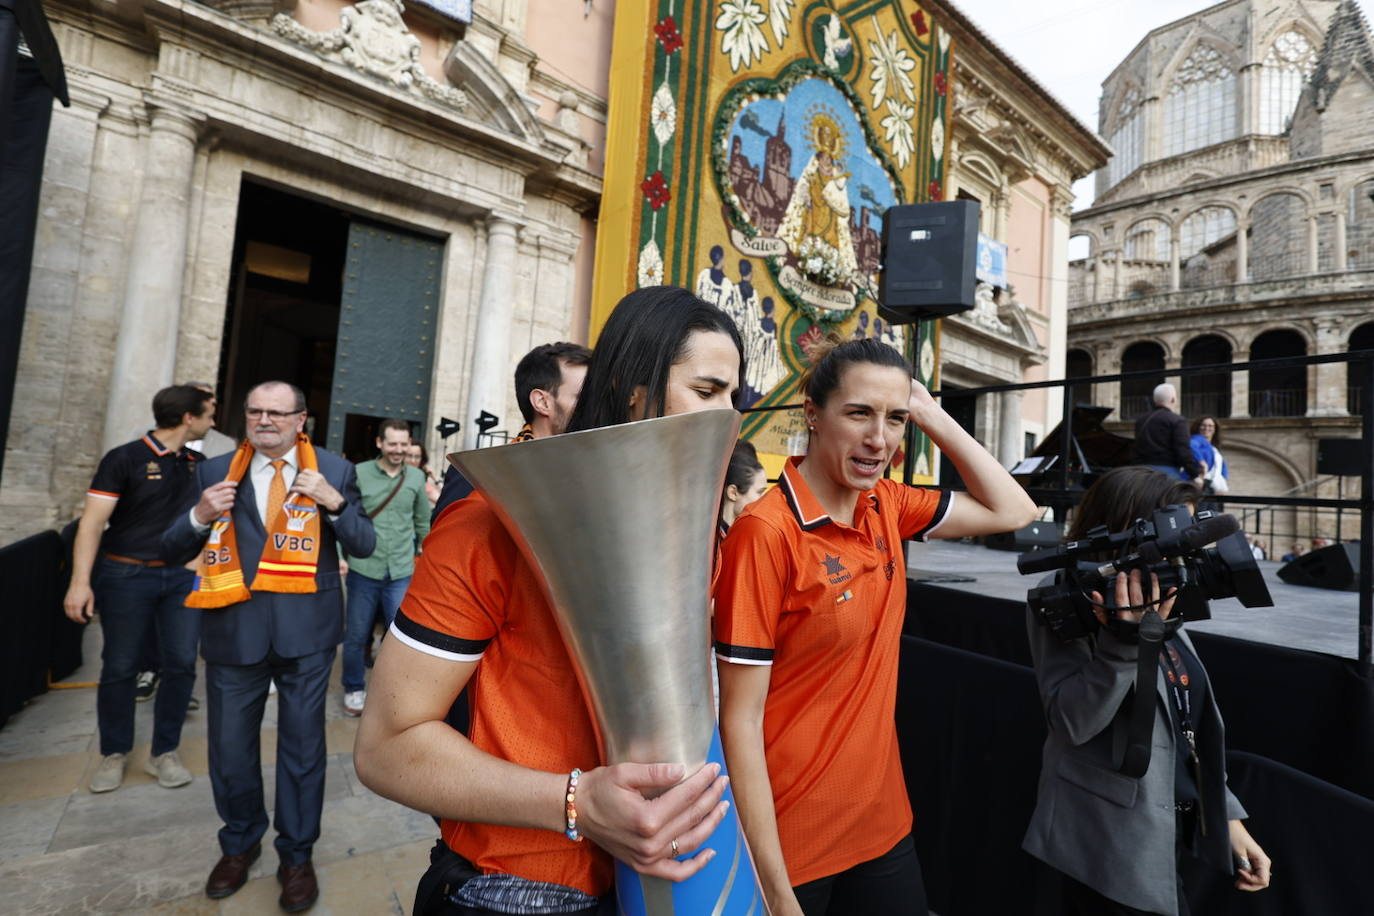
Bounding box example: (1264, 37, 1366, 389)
(655, 16, 683, 54)
(910, 11, 929, 37)
(642, 171, 671, 210)
(798, 325, 825, 361)
(927, 180, 943, 202)
(934, 71, 947, 96)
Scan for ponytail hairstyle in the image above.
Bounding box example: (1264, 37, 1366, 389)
(798, 333, 912, 407)
(725, 438, 764, 492)
(565, 287, 745, 433)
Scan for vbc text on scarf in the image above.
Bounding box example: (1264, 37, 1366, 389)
(186, 434, 322, 608)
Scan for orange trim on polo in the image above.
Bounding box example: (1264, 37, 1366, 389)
(142, 433, 173, 456)
(87, 489, 121, 500)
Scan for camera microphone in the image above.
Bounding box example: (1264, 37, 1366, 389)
(1097, 514, 1240, 577)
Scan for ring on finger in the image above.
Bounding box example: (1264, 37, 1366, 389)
(670, 838, 679, 857)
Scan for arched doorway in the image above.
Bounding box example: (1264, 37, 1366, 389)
(1349, 321, 1374, 414)
(1181, 335, 1232, 418)
(1121, 341, 1166, 419)
(1249, 329, 1307, 417)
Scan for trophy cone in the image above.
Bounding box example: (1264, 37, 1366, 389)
(450, 407, 762, 915)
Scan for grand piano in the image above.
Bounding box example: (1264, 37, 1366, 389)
(1013, 405, 1135, 519)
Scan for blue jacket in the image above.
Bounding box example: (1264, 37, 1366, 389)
(1190, 434, 1228, 482)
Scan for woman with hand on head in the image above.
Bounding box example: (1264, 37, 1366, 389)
(1022, 466, 1270, 916)
(714, 335, 1038, 916)
(356, 287, 746, 916)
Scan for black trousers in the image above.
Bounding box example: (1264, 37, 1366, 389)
(793, 835, 927, 916)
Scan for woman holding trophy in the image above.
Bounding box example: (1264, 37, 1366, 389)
(715, 335, 1038, 916)
(356, 287, 747, 915)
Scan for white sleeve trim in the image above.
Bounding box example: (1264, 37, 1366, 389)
(387, 620, 485, 663)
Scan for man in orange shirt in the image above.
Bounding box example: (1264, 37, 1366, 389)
(355, 288, 746, 915)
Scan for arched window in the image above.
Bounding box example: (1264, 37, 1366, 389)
(1178, 207, 1236, 258)
(1350, 178, 1374, 270)
(1121, 341, 1166, 419)
(1349, 322, 1374, 415)
(1106, 88, 1142, 189)
(1066, 348, 1094, 408)
(1249, 330, 1307, 417)
(1124, 219, 1170, 261)
(1181, 335, 1233, 418)
(1259, 30, 1318, 134)
(1164, 45, 1237, 156)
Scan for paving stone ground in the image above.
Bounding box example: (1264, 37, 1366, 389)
(0, 626, 436, 916)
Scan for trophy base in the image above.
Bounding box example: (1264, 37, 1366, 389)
(614, 728, 763, 915)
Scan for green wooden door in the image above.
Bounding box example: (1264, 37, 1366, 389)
(328, 221, 443, 452)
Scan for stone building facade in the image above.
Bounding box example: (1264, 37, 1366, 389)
(1067, 0, 1374, 544)
(929, 0, 1109, 474)
(1, 0, 1107, 545)
(1, 0, 608, 544)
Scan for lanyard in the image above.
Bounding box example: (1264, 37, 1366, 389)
(1160, 640, 1209, 834)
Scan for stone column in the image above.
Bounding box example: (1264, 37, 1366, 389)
(998, 388, 1024, 469)
(1335, 211, 1348, 271)
(1311, 318, 1347, 417)
(102, 104, 204, 452)
(1230, 339, 1251, 419)
(1111, 251, 1123, 300)
(1095, 342, 1121, 418)
(1235, 217, 1248, 282)
(1169, 236, 1181, 291)
(463, 214, 522, 448)
(1307, 215, 1320, 274)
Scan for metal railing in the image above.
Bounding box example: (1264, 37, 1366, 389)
(743, 348, 1374, 672)
(1249, 387, 1308, 418)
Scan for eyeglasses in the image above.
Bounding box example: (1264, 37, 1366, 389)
(245, 408, 304, 421)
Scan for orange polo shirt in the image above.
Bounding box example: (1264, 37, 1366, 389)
(713, 457, 953, 886)
(392, 492, 612, 897)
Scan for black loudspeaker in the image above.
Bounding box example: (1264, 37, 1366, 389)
(1316, 438, 1364, 477)
(1278, 543, 1361, 591)
(984, 520, 1064, 552)
(878, 201, 979, 325)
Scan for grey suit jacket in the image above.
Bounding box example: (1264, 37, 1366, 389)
(162, 447, 375, 665)
(1022, 598, 1246, 916)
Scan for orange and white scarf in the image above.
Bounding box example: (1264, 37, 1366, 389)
(186, 434, 322, 608)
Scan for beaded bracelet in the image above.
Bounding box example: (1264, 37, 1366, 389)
(564, 768, 584, 842)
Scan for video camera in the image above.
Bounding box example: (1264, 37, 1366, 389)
(1019, 506, 1273, 642)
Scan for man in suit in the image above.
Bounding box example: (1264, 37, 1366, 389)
(163, 381, 374, 913)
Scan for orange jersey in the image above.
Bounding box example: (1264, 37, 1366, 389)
(713, 457, 953, 885)
(392, 492, 612, 896)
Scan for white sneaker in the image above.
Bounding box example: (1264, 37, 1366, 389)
(90, 753, 127, 793)
(343, 690, 366, 716)
(144, 750, 193, 788)
(268, 678, 277, 695)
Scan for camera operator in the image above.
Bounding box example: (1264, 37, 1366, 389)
(1022, 467, 1270, 915)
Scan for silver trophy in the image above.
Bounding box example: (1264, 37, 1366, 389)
(451, 407, 763, 915)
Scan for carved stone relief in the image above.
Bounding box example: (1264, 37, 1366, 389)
(272, 0, 469, 110)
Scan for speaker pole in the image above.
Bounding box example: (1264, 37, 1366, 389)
(1358, 351, 1373, 677)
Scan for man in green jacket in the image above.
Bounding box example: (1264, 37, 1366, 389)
(342, 418, 430, 715)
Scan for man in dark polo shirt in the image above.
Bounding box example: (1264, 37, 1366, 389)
(64, 385, 216, 793)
